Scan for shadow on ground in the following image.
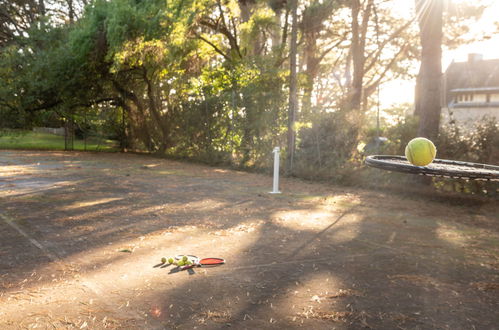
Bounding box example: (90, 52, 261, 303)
(0, 150, 498, 329)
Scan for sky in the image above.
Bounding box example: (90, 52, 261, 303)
(379, 0, 499, 108)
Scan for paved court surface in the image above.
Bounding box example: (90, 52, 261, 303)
(1, 150, 498, 329)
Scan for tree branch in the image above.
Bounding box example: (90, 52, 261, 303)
(363, 18, 414, 74)
(364, 43, 409, 96)
(194, 32, 231, 61)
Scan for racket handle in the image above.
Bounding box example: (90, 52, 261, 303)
(181, 264, 196, 270)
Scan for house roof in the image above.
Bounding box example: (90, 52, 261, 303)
(450, 86, 499, 93)
(444, 58, 499, 104)
(450, 102, 499, 108)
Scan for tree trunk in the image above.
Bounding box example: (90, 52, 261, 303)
(275, 7, 290, 66)
(272, 9, 282, 49)
(349, 0, 362, 112)
(269, 0, 287, 50)
(38, 0, 46, 16)
(347, 0, 373, 113)
(415, 0, 443, 140)
(112, 80, 154, 152)
(67, 0, 74, 24)
(286, 0, 298, 174)
(302, 37, 319, 116)
(142, 69, 170, 152)
(239, 0, 261, 56)
(238, 0, 254, 23)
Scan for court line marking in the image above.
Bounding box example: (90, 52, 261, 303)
(0, 212, 146, 322)
(0, 212, 59, 261)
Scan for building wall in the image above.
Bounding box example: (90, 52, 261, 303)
(474, 94, 487, 102)
(453, 93, 499, 103)
(441, 106, 499, 128)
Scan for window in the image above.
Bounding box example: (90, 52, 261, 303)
(469, 93, 473, 101)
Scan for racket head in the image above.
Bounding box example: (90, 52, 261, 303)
(174, 255, 199, 264)
(198, 257, 225, 267)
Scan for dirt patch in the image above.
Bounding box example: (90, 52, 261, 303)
(0, 150, 498, 329)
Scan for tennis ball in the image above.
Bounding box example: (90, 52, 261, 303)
(177, 260, 185, 266)
(161, 257, 167, 264)
(405, 137, 437, 166)
(168, 257, 174, 264)
(182, 256, 188, 262)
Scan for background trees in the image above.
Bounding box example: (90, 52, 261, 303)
(0, 0, 496, 189)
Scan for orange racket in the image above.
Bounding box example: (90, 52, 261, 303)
(181, 257, 225, 270)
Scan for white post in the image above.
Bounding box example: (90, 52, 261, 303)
(270, 147, 281, 194)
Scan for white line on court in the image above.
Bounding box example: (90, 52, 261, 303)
(0, 213, 60, 261)
(0, 211, 147, 322)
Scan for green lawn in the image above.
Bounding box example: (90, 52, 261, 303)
(0, 130, 119, 152)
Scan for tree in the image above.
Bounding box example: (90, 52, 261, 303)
(300, 0, 342, 116)
(286, 0, 298, 174)
(347, 0, 373, 113)
(414, 0, 485, 140)
(0, 0, 42, 47)
(414, 0, 443, 140)
(0, 0, 491, 179)
(0, 0, 88, 47)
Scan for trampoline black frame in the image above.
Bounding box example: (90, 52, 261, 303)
(365, 155, 499, 181)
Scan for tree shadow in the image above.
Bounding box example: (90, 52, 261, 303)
(1, 150, 498, 329)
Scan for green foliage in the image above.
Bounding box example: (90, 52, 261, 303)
(166, 58, 287, 168)
(0, 130, 118, 151)
(362, 115, 498, 196)
(437, 118, 499, 164)
(378, 115, 419, 156)
(293, 112, 360, 181)
(0, 0, 494, 197)
(433, 118, 499, 196)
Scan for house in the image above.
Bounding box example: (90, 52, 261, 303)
(441, 54, 499, 127)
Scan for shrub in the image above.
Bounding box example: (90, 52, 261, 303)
(293, 112, 360, 181)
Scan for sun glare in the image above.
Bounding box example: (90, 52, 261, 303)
(380, 0, 499, 108)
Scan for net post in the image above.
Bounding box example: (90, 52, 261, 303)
(270, 147, 281, 194)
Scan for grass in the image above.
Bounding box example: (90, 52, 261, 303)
(0, 130, 119, 152)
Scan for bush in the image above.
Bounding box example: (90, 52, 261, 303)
(293, 112, 360, 181)
(370, 116, 499, 196)
(433, 118, 499, 196)
(302, 112, 498, 196)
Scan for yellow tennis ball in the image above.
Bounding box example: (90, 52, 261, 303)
(161, 257, 167, 264)
(405, 137, 437, 166)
